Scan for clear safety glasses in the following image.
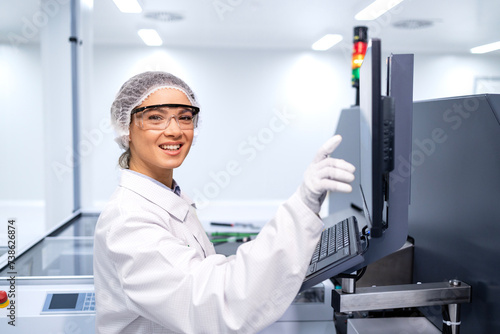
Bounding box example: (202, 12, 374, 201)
(131, 104, 200, 131)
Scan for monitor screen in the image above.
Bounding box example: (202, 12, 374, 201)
(49, 293, 79, 310)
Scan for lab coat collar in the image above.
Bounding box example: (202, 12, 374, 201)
(119, 169, 195, 222)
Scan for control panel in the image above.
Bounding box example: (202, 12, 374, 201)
(41, 292, 95, 314)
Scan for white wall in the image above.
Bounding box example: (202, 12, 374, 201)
(413, 53, 500, 101)
(85, 46, 500, 224)
(1, 42, 499, 234)
(0, 43, 46, 247)
(0, 44, 44, 201)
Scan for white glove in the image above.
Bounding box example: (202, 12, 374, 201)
(299, 135, 356, 214)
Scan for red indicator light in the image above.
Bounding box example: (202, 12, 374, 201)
(0, 290, 8, 308)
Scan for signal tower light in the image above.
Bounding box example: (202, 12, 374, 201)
(352, 26, 368, 105)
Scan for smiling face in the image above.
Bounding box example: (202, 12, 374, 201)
(128, 88, 194, 187)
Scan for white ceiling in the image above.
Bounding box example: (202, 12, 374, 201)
(1, 0, 500, 55)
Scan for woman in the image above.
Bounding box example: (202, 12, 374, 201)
(93, 71, 355, 334)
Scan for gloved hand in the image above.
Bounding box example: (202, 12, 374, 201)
(299, 135, 356, 214)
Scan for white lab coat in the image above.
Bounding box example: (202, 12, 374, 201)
(93, 169, 323, 334)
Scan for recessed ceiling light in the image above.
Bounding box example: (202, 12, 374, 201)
(312, 34, 343, 51)
(470, 41, 500, 54)
(392, 19, 434, 30)
(355, 0, 405, 21)
(113, 0, 142, 14)
(138, 29, 163, 46)
(144, 12, 184, 22)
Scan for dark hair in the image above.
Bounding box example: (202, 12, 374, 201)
(118, 148, 131, 169)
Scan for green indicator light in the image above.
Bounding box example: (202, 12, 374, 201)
(352, 68, 360, 87)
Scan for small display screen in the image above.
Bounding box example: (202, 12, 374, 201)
(49, 293, 79, 310)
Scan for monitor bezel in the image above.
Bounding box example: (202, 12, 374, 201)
(359, 38, 386, 238)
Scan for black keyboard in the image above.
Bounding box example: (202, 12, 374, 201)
(306, 216, 358, 277)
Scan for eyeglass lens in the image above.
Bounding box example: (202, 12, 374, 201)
(138, 106, 197, 130)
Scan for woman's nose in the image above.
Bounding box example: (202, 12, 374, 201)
(163, 115, 182, 135)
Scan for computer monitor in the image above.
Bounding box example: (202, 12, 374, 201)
(300, 40, 414, 290)
(356, 39, 414, 266)
(359, 38, 388, 238)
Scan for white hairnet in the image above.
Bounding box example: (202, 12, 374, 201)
(111, 71, 200, 150)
